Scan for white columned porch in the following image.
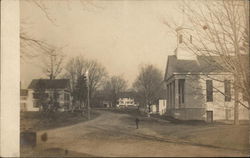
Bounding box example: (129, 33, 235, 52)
(171, 82, 174, 109)
(175, 79, 179, 109)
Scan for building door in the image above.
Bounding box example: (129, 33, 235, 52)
(206, 111, 213, 123)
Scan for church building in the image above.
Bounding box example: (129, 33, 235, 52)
(164, 26, 249, 121)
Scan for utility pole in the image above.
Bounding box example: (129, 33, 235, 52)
(86, 70, 90, 120)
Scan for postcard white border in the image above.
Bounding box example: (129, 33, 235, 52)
(0, 0, 20, 157)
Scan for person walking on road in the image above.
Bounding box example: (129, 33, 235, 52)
(135, 117, 140, 129)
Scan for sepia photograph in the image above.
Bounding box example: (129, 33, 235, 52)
(17, 0, 250, 157)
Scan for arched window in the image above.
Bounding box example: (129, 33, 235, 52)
(179, 34, 183, 43)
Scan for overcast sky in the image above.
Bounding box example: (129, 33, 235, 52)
(20, 0, 183, 88)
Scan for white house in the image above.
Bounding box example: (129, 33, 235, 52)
(117, 97, 136, 108)
(26, 79, 72, 111)
(164, 26, 249, 121)
(116, 92, 137, 108)
(20, 89, 28, 111)
(139, 99, 167, 115)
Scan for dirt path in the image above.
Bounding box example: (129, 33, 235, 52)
(34, 110, 248, 157)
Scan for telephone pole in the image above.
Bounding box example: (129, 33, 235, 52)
(86, 70, 90, 120)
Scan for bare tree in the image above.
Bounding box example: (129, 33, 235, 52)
(164, 0, 249, 124)
(64, 56, 85, 106)
(20, 0, 56, 60)
(133, 64, 164, 113)
(74, 74, 88, 109)
(41, 47, 65, 80)
(85, 59, 108, 102)
(103, 76, 128, 107)
(21, 0, 104, 60)
(64, 56, 107, 105)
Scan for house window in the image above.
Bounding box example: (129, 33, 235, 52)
(21, 96, 27, 100)
(21, 103, 27, 111)
(33, 93, 39, 99)
(206, 80, 213, 102)
(178, 79, 185, 104)
(33, 100, 39, 108)
(224, 80, 231, 102)
(179, 34, 183, 43)
(64, 93, 70, 101)
(33, 92, 48, 99)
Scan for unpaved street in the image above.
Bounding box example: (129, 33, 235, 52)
(31, 110, 249, 157)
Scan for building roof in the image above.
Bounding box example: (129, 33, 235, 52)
(171, 55, 225, 72)
(28, 79, 70, 90)
(165, 55, 249, 80)
(20, 89, 28, 96)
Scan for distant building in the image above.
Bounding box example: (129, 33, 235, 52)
(157, 99, 167, 115)
(139, 99, 167, 115)
(117, 97, 136, 108)
(26, 79, 72, 111)
(149, 104, 157, 114)
(20, 89, 28, 111)
(116, 92, 138, 108)
(164, 26, 249, 121)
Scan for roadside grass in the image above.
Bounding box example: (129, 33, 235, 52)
(20, 110, 100, 132)
(101, 107, 146, 117)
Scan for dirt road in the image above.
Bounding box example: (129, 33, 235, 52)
(33, 110, 248, 157)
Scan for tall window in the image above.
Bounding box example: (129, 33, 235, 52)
(243, 92, 248, 101)
(167, 84, 169, 105)
(240, 89, 248, 101)
(173, 81, 175, 107)
(224, 80, 231, 102)
(206, 80, 213, 102)
(179, 34, 183, 43)
(169, 82, 172, 108)
(190, 35, 193, 44)
(64, 93, 70, 101)
(178, 79, 185, 104)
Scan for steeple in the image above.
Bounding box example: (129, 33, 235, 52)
(174, 5, 196, 60)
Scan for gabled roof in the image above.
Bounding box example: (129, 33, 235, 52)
(20, 89, 28, 96)
(165, 55, 229, 80)
(28, 79, 70, 90)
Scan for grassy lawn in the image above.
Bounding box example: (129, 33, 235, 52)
(104, 108, 250, 152)
(20, 110, 100, 132)
(102, 107, 147, 117)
